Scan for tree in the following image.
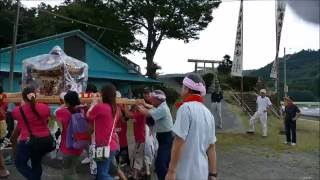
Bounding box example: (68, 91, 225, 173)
(109, 0, 221, 79)
(217, 54, 232, 74)
(0, 0, 135, 55)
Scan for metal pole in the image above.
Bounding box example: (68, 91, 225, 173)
(195, 62, 198, 72)
(241, 76, 244, 106)
(9, 0, 20, 92)
(284, 47, 287, 97)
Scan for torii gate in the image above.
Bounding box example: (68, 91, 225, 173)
(188, 59, 221, 73)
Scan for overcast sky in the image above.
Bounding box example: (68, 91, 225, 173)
(22, 0, 320, 75)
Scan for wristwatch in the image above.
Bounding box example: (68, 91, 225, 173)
(209, 172, 217, 177)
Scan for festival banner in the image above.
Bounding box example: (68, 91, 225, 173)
(231, 0, 244, 77)
(270, 0, 287, 79)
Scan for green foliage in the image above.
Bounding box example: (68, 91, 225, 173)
(202, 73, 214, 90)
(0, 0, 135, 55)
(153, 85, 180, 107)
(217, 54, 232, 74)
(109, 0, 221, 78)
(1, 0, 221, 79)
(245, 49, 320, 101)
(218, 74, 257, 92)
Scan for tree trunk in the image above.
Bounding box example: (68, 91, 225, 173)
(145, 49, 157, 79)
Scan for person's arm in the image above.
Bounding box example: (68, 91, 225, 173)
(87, 105, 99, 135)
(166, 137, 186, 180)
(207, 144, 217, 180)
(143, 102, 153, 109)
(10, 126, 20, 159)
(0, 107, 5, 119)
(123, 106, 134, 119)
(137, 105, 151, 117)
(293, 106, 301, 120)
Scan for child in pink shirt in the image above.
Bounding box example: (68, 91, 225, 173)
(56, 91, 88, 180)
(124, 104, 147, 180)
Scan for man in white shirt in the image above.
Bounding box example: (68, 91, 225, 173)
(247, 89, 272, 137)
(166, 73, 217, 180)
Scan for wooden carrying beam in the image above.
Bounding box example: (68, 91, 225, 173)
(3, 93, 144, 105)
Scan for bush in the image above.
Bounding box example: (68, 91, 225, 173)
(221, 75, 257, 91)
(202, 73, 214, 90)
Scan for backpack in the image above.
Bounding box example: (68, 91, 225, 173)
(66, 107, 90, 150)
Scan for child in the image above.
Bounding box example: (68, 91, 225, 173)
(56, 91, 88, 180)
(124, 104, 148, 180)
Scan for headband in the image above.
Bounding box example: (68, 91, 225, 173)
(150, 92, 166, 101)
(183, 77, 206, 96)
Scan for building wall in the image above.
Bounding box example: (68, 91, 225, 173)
(85, 43, 127, 74)
(88, 78, 131, 98)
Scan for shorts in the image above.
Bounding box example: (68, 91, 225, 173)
(131, 143, 145, 171)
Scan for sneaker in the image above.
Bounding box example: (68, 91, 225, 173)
(291, 143, 296, 146)
(81, 157, 91, 164)
(284, 141, 290, 145)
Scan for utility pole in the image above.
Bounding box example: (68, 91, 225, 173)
(284, 47, 288, 97)
(9, 0, 20, 92)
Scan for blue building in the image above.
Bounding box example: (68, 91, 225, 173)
(0, 30, 158, 96)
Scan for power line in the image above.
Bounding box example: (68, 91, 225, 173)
(39, 9, 124, 33)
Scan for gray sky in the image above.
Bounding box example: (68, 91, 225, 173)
(22, 0, 320, 75)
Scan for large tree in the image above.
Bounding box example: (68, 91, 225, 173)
(0, 0, 135, 55)
(109, 0, 221, 79)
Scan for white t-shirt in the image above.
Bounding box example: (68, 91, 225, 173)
(172, 102, 217, 180)
(256, 96, 272, 112)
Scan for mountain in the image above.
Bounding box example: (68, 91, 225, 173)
(245, 49, 320, 102)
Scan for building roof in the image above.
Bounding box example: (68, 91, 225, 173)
(0, 30, 159, 84)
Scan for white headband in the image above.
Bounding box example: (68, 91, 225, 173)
(183, 77, 206, 96)
(150, 92, 166, 101)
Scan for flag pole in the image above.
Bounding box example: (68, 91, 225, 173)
(241, 0, 244, 106)
(284, 47, 287, 97)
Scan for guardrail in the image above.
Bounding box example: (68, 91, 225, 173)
(231, 93, 253, 118)
(280, 101, 320, 107)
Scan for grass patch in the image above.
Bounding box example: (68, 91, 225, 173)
(217, 91, 320, 153)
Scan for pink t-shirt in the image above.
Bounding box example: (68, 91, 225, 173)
(88, 103, 118, 151)
(132, 111, 146, 143)
(117, 119, 128, 147)
(12, 103, 50, 141)
(56, 107, 83, 156)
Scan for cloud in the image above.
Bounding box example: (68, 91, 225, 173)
(287, 0, 320, 25)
